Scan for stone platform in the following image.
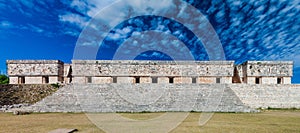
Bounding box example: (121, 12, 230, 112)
(21, 84, 300, 113)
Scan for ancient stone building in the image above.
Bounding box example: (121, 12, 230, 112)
(6, 60, 299, 113)
(234, 61, 293, 84)
(6, 60, 293, 85)
(72, 60, 234, 84)
(6, 60, 64, 84)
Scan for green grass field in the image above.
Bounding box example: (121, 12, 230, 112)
(0, 110, 300, 133)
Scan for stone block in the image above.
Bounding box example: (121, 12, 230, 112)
(9, 77, 18, 84)
(25, 77, 43, 84)
(247, 77, 256, 84)
(198, 77, 215, 84)
(158, 77, 169, 83)
(261, 77, 277, 84)
(174, 77, 192, 84)
(49, 76, 59, 84)
(92, 77, 112, 84)
(222, 77, 232, 84)
(140, 77, 151, 83)
(73, 77, 86, 84)
(283, 77, 291, 84)
(117, 77, 135, 83)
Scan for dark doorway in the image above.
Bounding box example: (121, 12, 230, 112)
(152, 77, 158, 83)
(277, 77, 283, 84)
(18, 76, 25, 84)
(169, 77, 174, 83)
(113, 77, 117, 83)
(255, 77, 261, 84)
(87, 77, 92, 83)
(135, 77, 140, 83)
(216, 77, 221, 83)
(192, 77, 197, 83)
(42, 76, 49, 84)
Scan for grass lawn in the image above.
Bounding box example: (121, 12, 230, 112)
(0, 110, 300, 133)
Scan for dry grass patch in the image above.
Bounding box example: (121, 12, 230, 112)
(119, 112, 165, 120)
(0, 113, 103, 133)
(171, 110, 300, 133)
(0, 110, 300, 133)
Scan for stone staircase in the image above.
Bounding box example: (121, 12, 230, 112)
(23, 84, 256, 112)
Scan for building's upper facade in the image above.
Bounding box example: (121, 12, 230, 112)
(235, 61, 293, 84)
(7, 60, 64, 84)
(72, 60, 234, 84)
(6, 60, 293, 85)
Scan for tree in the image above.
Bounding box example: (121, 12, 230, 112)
(0, 75, 9, 84)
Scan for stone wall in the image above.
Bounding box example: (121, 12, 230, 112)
(245, 61, 293, 77)
(72, 60, 234, 77)
(7, 60, 64, 84)
(7, 60, 64, 76)
(230, 84, 300, 108)
(20, 84, 300, 113)
(6, 60, 294, 85)
(72, 60, 234, 84)
(236, 61, 293, 84)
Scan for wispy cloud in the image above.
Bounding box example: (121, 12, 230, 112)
(59, 13, 89, 28)
(0, 21, 14, 29)
(1, 0, 299, 63)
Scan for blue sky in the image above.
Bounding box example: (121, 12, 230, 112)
(0, 0, 299, 83)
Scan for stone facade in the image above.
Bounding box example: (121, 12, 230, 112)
(5, 60, 298, 113)
(7, 60, 64, 84)
(235, 61, 293, 84)
(6, 60, 293, 85)
(72, 60, 234, 84)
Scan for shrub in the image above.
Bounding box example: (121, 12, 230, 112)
(50, 83, 60, 88)
(0, 75, 9, 84)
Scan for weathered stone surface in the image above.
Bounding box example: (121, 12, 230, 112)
(0, 104, 30, 112)
(7, 60, 64, 84)
(235, 61, 293, 84)
(6, 60, 294, 85)
(72, 60, 234, 77)
(7, 60, 64, 76)
(20, 84, 300, 113)
(230, 84, 300, 108)
(245, 61, 293, 77)
(13, 110, 32, 115)
(17, 84, 253, 112)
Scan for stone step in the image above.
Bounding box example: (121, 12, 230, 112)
(22, 84, 256, 112)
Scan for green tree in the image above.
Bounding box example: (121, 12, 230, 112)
(0, 75, 9, 84)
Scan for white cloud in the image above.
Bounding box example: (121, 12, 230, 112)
(66, 0, 300, 63)
(86, 0, 118, 17)
(71, 0, 88, 11)
(59, 13, 88, 28)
